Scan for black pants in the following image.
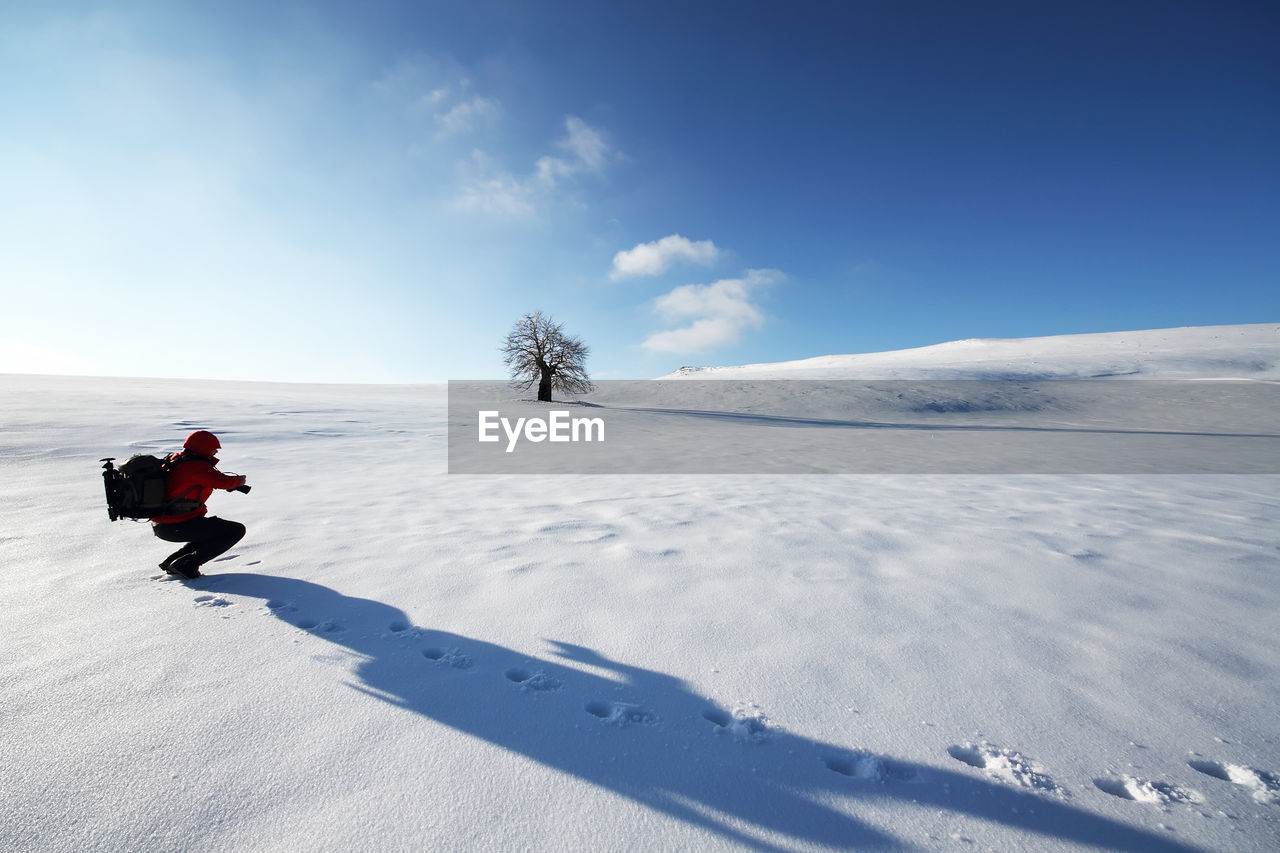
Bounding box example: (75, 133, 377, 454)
(153, 516, 246, 570)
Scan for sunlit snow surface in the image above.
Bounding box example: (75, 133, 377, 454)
(2, 324, 1278, 851)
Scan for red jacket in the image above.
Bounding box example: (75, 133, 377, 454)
(152, 453, 246, 524)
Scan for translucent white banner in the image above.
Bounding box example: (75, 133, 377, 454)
(448, 381, 1280, 474)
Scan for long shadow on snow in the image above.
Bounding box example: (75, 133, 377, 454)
(618, 406, 1280, 439)
(206, 572, 1203, 852)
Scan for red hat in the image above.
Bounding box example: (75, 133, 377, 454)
(183, 430, 221, 457)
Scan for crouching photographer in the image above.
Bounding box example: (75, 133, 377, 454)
(152, 430, 250, 579)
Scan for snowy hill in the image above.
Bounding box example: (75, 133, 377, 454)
(661, 323, 1280, 380)
(3, 324, 1279, 852)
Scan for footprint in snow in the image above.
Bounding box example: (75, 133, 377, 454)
(193, 595, 233, 608)
(701, 706, 772, 743)
(387, 621, 414, 635)
(584, 700, 659, 726)
(948, 742, 1065, 795)
(265, 601, 340, 632)
(1093, 775, 1202, 806)
(422, 647, 473, 669)
(824, 752, 920, 783)
(504, 667, 563, 692)
(294, 618, 344, 633)
(1189, 760, 1280, 804)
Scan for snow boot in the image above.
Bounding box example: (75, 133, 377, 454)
(167, 556, 202, 579)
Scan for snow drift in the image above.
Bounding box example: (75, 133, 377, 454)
(662, 323, 1280, 380)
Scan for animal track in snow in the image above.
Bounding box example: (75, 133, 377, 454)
(584, 700, 659, 726)
(504, 667, 563, 692)
(384, 623, 428, 640)
(193, 595, 232, 608)
(263, 600, 342, 633)
(422, 647, 473, 669)
(1189, 760, 1280, 804)
(823, 752, 919, 783)
(295, 618, 344, 633)
(948, 742, 1064, 794)
(701, 705, 773, 743)
(1093, 775, 1202, 806)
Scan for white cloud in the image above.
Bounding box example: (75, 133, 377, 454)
(642, 269, 783, 354)
(457, 115, 615, 218)
(421, 87, 450, 108)
(455, 169, 535, 217)
(436, 96, 499, 137)
(374, 53, 500, 138)
(611, 234, 721, 279)
(534, 116, 612, 186)
(560, 116, 610, 171)
(373, 53, 460, 109)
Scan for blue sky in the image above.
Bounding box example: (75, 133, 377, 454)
(2, 0, 1276, 382)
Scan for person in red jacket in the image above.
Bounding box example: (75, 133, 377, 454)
(153, 430, 249, 579)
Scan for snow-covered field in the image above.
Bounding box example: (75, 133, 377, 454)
(3, 324, 1279, 852)
(661, 324, 1280, 381)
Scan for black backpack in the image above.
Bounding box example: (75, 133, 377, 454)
(100, 455, 200, 521)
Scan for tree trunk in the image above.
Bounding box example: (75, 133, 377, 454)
(537, 371, 553, 402)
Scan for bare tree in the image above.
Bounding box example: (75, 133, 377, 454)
(501, 311, 595, 402)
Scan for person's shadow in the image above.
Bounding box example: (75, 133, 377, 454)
(204, 573, 1202, 852)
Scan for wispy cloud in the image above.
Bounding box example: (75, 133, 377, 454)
(539, 116, 610, 178)
(642, 269, 783, 354)
(436, 96, 500, 137)
(375, 56, 615, 217)
(374, 53, 500, 138)
(456, 115, 616, 217)
(611, 234, 721, 279)
(455, 155, 536, 217)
